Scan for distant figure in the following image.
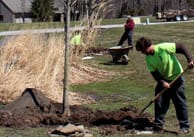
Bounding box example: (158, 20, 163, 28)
(117, 15, 135, 49)
(70, 30, 84, 58)
(70, 30, 82, 46)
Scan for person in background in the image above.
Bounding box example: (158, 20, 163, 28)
(70, 30, 82, 46)
(117, 15, 135, 49)
(135, 37, 194, 134)
(70, 30, 84, 56)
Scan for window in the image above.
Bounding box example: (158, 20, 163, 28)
(0, 15, 3, 21)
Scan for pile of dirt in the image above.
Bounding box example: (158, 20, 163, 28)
(0, 88, 154, 134)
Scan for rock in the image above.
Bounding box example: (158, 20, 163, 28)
(83, 133, 93, 137)
(56, 124, 84, 134)
(49, 123, 94, 137)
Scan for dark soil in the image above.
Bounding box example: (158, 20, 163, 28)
(0, 88, 154, 134)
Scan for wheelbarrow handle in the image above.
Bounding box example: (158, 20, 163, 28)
(139, 66, 189, 116)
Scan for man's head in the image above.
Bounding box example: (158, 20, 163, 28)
(126, 15, 133, 21)
(136, 37, 152, 55)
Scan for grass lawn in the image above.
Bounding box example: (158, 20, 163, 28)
(0, 20, 194, 137)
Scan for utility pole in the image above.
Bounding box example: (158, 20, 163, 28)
(63, 0, 71, 116)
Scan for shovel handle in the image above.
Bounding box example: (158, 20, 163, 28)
(140, 67, 189, 116)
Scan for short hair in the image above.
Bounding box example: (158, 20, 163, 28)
(136, 37, 152, 51)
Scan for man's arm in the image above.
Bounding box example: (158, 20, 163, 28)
(176, 43, 193, 62)
(176, 42, 194, 69)
(151, 71, 162, 82)
(151, 71, 170, 88)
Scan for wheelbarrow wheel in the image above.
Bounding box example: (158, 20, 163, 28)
(123, 54, 129, 61)
(122, 61, 128, 65)
(121, 54, 129, 65)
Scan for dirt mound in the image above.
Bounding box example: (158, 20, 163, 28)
(0, 88, 154, 134)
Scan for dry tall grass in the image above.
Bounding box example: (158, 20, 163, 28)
(0, 1, 113, 104)
(0, 33, 112, 104)
(0, 34, 64, 103)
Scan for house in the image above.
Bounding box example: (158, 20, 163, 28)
(53, 0, 64, 22)
(0, 0, 64, 23)
(0, 0, 33, 23)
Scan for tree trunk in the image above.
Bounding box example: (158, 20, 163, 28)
(63, 0, 71, 116)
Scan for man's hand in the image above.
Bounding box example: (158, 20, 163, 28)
(161, 80, 170, 88)
(188, 61, 194, 69)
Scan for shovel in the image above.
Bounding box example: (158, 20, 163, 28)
(139, 66, 189, 116)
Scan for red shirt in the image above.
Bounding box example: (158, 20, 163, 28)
(125, 18, 135, 31)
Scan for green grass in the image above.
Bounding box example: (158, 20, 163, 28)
(1, 20, 194, 137)
(0, 127, 49, 137)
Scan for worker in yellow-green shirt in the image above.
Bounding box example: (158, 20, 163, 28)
(70, 30, 84, 58)
(136, 37, 194, 134)
(70, 31, 82, 46)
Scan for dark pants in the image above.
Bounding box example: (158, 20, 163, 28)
(118, 31, 133, 46)
(154, 77, 190, 130)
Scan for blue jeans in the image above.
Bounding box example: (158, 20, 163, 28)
(118, 31, 133, 46)
(154, 77, 190, 130)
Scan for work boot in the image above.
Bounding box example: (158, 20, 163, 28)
(128, 45, 133, 50)
(179, 128, 191, 134)
(153, 125, 164, 134)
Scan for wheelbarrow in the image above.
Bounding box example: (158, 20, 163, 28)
(109, 46, 131, 65)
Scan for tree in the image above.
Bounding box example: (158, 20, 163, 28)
(187, 0, 194, 7)
(31, 0, 54, 22)
(63, 0, 72, 116)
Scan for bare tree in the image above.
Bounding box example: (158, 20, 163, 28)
(90, 0, 194, 18)
(63, 0, 71, 116)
